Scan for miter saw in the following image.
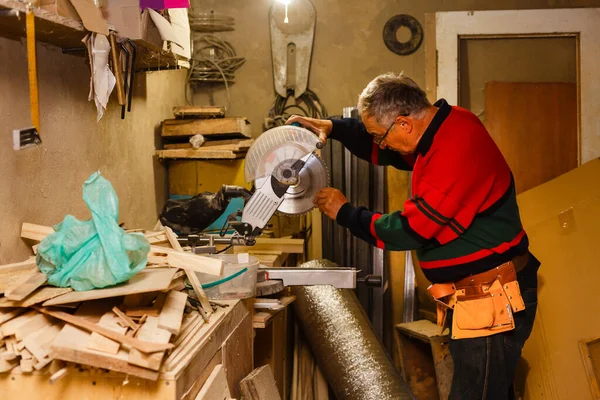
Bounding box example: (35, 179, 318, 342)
(162, 123, 328, 248)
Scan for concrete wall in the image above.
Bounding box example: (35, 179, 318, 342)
(191, 0, 600, 132)
(0, 38, 187, 264)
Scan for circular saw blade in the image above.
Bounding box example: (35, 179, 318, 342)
(245, 125, 321, 182)
(276, 154, 329, 216)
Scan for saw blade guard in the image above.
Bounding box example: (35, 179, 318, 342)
(244, 125, 322, 183)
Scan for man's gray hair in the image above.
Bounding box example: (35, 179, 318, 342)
(357, 72, 431, 125)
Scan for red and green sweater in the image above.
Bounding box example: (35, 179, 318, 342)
(332, 99, 529, 283)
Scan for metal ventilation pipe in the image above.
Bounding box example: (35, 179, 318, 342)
(291, 260, 414, 400)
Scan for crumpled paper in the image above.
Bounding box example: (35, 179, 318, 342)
(84, 33, 115, 121)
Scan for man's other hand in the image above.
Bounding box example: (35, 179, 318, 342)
(314, 187, 347, 220)
(285, 115, 332, 144)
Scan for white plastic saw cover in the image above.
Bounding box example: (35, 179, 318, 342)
(244, 125, 321, 182)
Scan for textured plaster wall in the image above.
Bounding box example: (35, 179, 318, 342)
(0, 37, 187, 264)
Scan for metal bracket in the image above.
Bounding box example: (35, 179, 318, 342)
(261, 267, 357, 289)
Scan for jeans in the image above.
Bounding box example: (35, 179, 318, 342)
(447, 255, 540, 400)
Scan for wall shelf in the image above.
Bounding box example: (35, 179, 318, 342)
(0, 0, 184, 70)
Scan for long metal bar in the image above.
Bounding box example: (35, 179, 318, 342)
(261, 267, 357, 289)
(372, 165, 386, 339)
(402, 173, 416, 323)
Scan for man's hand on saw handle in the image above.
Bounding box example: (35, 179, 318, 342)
(286, 116, 345, 220)
(285, 115, 332, 145)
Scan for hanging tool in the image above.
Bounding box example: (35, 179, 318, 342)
(13, 2, 42, 151)
(118, 39, 137, 119)
(109, 32, 126, 107)
(269, 0, 316, 98)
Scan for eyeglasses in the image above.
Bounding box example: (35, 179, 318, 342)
(373, 120, 396, 145)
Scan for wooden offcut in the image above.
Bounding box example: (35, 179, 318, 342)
(234, 238, 304, 254)
(239, 364, 282, 400)
(4, 271, 47, 301)
(43, 268, 178, 306)
(34, 307, 174, 354)
(161, 117, 251, 138)
(87, 312, 128, 355)
(128, 316, 172, 371)
(0, 287, 72, 308)
(20, 222, 54, 243)
(173, 105, 225, 119)
(157, 290, 188, 335)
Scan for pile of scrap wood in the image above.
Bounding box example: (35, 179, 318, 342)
(0, 222, 229, 380)
(157, 105, 253, 160)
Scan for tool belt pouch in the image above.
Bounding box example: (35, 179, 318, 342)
(451, 279, 518, 340)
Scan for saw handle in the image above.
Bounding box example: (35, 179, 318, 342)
(290, 122, 324, 149)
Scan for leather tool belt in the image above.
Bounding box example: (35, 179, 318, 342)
(427, 253, 529, 340)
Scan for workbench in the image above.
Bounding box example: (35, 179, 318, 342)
(0, 299, 253, 400)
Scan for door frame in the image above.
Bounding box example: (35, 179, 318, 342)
(431, 8, 600, 164)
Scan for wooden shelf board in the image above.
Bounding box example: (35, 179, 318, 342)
(0, 1, 184, 70)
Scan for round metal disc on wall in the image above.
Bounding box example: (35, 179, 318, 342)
(383, 14, 424, 56)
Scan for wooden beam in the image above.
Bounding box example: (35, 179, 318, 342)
(34, 307, 174, 354)
(4, 271, 47, 301)
(161, 117, 251, 138)
(43, 268, 178, 306)
(164, 226, 184, 252)
(157, 290, 188, 335)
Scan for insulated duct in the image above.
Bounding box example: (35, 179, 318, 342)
(291, 260, 414, 400)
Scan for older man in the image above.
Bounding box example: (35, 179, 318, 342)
(287, 72, 540, 400)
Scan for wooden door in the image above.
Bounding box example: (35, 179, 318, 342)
(484, 82, 578, 193)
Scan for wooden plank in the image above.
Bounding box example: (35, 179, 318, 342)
(87, 312, 128, 355)
(128, 316, 172, 371)
(23, 324, 62, 362)
(164, 226, 184, 252)
(51, 314, 159, 380)
(0, 310, 38, 338)
(168, 252, 223, 276)
(20, 222, 54, 243)
(239, 365, 282, 400)
(13, 313, 53, 341)
(43, 268, 178, 306)
(164, 138, 253, 151)
(0, 263, 38, 295)
(234, 238, 304, 254)
(484, 82, 578, 193)
(111, 306, 139, 330)
(0, 308, 26, 325)
(34, 307, 174, 354)
(4, 271, 47, 301)
(0, 258, 37, 274)
(0, 287, 72, 308)
(252, 312, 274, 329)
(156, 148, 247, 160)
(161, 117, 251, 138)
(158, 290, 188, 335)
(194, 364, 231, 400)
(173, 105, 226, 118)
(185, 270, 213, 317)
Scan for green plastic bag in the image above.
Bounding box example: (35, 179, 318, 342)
(37, 172, 150, 291)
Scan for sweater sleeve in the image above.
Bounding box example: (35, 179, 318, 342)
(329, 118, 414, 171)
(336, 202, 429, 251)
